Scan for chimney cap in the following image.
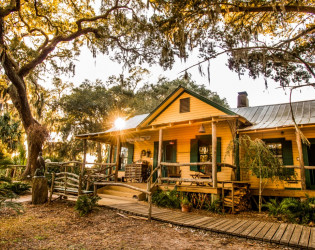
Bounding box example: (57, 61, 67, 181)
(238, 91, 248, 96)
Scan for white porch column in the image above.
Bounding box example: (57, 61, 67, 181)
(212, 119, 217, 188)
(158, 129, 163, 184)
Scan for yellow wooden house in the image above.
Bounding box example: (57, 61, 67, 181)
(76, 86, 315, 197)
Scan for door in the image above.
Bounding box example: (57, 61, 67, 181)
(162, 140, 177, 177)
(153, 140, 177, 181)
(305, 142, 315, 190)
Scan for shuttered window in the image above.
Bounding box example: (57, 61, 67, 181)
(190, 136, 221, 172)
(180, 98, 190, 113)
(264, 139, 294, 175)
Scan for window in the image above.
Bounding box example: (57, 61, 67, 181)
(180, 98, 190, 113)
(266, 142, 283, 164)
(199, 143, 212, 162)
(120, 146, 128, 170)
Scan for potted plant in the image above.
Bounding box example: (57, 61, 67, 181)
(181, 196, 191, 212)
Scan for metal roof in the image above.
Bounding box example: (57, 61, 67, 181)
(106, 113, 149, 133)
(232, 100, 315, 131)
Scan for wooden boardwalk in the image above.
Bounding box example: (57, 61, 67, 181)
(98, 195, 315, 249)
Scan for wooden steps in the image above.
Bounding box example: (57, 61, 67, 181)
(98, 196, 315, 249)
(97, 183, 147, 201)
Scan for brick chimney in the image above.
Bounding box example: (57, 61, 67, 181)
(237, 91, 249, 108)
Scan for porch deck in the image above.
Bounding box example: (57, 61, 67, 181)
(98, 194, 315, 249)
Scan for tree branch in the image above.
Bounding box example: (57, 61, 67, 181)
(275, 25, 315, 48)
(18, 27, 100, 77)
(180, 46, 315, 78)
(76, 3, 127, 30)
(0, 0, 20, 18)
(220, 4, 315, 15)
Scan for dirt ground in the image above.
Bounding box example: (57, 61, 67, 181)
(0, 200, 293, 250)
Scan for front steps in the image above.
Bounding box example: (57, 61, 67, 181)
(97, 183, 148, 201)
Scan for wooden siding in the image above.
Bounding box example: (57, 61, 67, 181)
(150, 92, 226, 126)
(120, 121, 234, 182)
(242, 127, 315, 190)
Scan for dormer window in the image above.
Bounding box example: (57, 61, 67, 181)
(180, 98, 190, 113)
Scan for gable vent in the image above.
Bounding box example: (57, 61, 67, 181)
(180, 98, 190, 113)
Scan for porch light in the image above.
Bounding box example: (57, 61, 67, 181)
(115, 117, 126, 130)
(199, 124, 206, 133)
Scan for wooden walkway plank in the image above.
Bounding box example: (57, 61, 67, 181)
(280, 224, 295, 245)
(299, 226, 311, 248)
(271, 223, 288, 243)
(238, 221, 261, 237)
(308, 227, 315, 249)
(188, 217, 216, 228)
(254, 222, 274, 240)
(263, 223, 280, 242)
(193, 217, 220, 229)
(247, 222, 267, 239)
(204, 219, 231, 231)
(214, 219, 240, 233)
(218, 219, 242, 232)
(288, 224, 303, 247)
(226, 220, 249, 235)
(175, 215, 205, 225)
(99, 196, 315, 249)
(154, 212, 184, 221)
(168, 214, 196, 224)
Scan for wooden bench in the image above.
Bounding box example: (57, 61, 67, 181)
(48, 172, 93, 202)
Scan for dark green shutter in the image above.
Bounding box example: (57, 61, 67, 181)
(282, 140, 294, 175)
(217, 137, 221, 172)
(303, 144, 311, 188)
(153, 142, 159, 182)
(127, 143, 134, 164)
(190, 139, 198, 171)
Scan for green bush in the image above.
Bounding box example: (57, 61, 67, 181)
(264, 197, 315, 225)
(74, 195, 100, 216)
(0, 175, 24, 214)
(205, 199, 222, 214)
(152, 188, 181, 209)
(0, 182, 30, 195)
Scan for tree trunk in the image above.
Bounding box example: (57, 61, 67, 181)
(2, 44, 47, 178)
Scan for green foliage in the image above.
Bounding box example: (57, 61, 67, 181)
(263, 199, 287, 217)
(74, 195, 101, 217)
(0, 182, 30, 195)
(0, 113, 22, 152)
(264, 197, 315, 225)
(205, 199, 222, 214)
(180, 196, 191, 206)
(153, 0, 314, 86)
(0, 175, 24, 214)
(152, 188, 181, 209)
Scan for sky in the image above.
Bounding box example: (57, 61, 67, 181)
(64, 48, 315, 109)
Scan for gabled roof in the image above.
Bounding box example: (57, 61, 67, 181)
(232, 100, 315, 131)
(138, 86, 237, 127)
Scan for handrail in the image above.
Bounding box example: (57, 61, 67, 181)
(161, 161, 237, 169)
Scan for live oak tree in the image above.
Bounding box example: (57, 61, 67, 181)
(0, 0, 160, 177)
(151, 0, 315, 86)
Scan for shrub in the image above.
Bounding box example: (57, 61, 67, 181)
(152, 188, 181, 209)
(0, 175, 24, 214)
(264, 197, 315, 225)
(0, 182, 30, 195)
(74, 195, 100, 216)
(205, 199, 222, 214)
